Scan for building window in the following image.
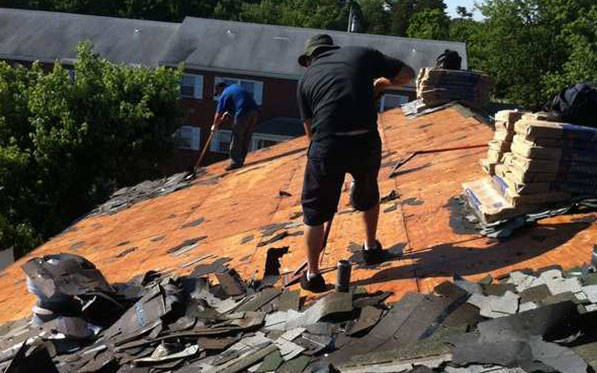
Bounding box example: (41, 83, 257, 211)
(173, 126, 201, 150)
(180, 74, 203, 99)
(210, 130, 233, 153)
(250, 133, 291, 152)
(380, 94, 409, 112)
(214, 77, 263, 105)
(210, 131, 290, 153)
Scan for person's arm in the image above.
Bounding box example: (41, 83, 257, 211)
(212, 94, 231, 131)
(211, 111, 230, 131)
(303, 119, 313, 141)
(297, 80, 314, 140)
(372, 50, 416, 97)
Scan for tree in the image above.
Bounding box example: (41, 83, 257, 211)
(456, 6, 473, 18)
(0, 0, 243, 22)
(359, 0, 392, 35)
(214, 0, 248, 21)
(407, 8, 449, 40)
(472, 0, 596, 107)
(449, 15, 484, 69)
(239, 0, 350, 31)
(542, 5, 597, 97)
(390, 0, 446, 36)
(0, 42, 183, 257)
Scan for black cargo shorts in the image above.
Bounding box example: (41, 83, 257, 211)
(301, 132, 382, 226)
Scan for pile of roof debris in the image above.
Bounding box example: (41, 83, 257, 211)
(2, 254, 597, 372)
(464, 110, 597, 237)
(90, 172, 195, 216)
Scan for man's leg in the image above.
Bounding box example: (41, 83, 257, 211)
(305, 224, 324, 275)
(229, 116, 251, 167)
(363, 202, 380, 248)
(349, 134, 383, 262)
(301, 142, 344, 291)
(242, 111, 259, 156)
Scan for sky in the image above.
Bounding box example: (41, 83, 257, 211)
(446, 0, 484, 20)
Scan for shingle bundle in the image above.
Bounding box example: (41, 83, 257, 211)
(493, 113, 597, 206)
(480, 110, 526, 175)
(466, 111, 597, 226)
(416, 68, 493, 110)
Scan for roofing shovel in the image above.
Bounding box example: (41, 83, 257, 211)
(190, 129, 215, 178)
(284, 215, 334, 288)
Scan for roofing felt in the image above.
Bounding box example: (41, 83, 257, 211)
(0, 105, 596, 323)
(0, 8, 180, 66)
(162, 17, 468, 80)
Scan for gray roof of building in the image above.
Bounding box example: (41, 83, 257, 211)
(0, 8, 467, 81)
(0, 8, 179, 66)
(162, 17, 468, 80)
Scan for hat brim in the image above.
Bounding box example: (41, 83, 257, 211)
(298, 45, 339, 67)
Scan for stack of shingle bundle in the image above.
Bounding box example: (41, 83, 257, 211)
(416, 67, 493, 110)
(465, 113, 597, 226)
(493, 113, 597, 206)
(480, 110, 525, 175)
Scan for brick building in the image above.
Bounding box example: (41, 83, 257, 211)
(0, 8, 468, 171)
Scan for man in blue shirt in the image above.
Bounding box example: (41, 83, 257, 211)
(212, 83, 260, 170)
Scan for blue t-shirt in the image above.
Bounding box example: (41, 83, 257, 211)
(216, 84, 259, 120)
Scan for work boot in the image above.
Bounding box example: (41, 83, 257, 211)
(362, 240, 384, 265)
(300, 272, 327, 293)
(225, 163, 242, 171)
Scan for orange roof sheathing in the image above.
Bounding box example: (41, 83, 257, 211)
(0, 105, 595, 323)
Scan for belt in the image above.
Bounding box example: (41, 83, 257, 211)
(333, 129, 372, 136)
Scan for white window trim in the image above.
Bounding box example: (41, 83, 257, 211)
(210, 130, 289, 153)
(250, 133, 291, 152)
(181, 74, 204, 99)
(173, 125, 201, 150)
(210, 129, 233, 153)
(214, 77, 264, 105)
(380, 93, 409, 112)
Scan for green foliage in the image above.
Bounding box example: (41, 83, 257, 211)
(0, 42, 183, 256)
(541, 4, 597, 97)
(240, 0, 350, 30)
(407, 8, 449, 40)
(449, 17, 484, 71)
(390, 0, 447, 36)
(359, 0, 392, 35)
(470, 0, 597, 107)
(456, 6, 473, 18)
(472, 0, 562, 106)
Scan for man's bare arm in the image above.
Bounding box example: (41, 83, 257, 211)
(211, 112, 230, 131)
(303, 119, 313, 141)
(392, 64, 416, 86)
(374, 64, 416, 98)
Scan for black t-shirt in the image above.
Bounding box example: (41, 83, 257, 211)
(297, 46, 404, 142)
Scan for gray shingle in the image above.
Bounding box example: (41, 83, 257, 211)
(161, 17, 468, 80)
(0, 8, 179, 66)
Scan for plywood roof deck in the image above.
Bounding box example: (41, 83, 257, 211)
(0, 106, 594, 323)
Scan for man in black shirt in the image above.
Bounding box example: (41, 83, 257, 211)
(297, 34, 414, 292)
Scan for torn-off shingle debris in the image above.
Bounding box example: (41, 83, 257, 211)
(4, 253, 597, 372)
